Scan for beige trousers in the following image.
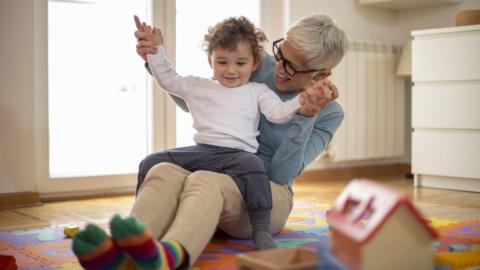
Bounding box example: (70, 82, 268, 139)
(129, 162, 293, 265)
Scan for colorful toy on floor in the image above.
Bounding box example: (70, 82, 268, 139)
(237, 247, 317, 270)
(435, 251, 480, 270)
(327, 179, 438, 270)
(0, 255, 18, 270)
(63, 225, 79, 238)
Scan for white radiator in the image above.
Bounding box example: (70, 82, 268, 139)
(328, 40, 405, 162)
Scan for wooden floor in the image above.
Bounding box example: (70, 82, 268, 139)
(1, 174, 479, 232)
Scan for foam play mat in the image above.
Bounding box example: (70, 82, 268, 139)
(0, 201, 479, 269)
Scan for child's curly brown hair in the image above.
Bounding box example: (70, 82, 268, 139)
(203, 16, 267, 60)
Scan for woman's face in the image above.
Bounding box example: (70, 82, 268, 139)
(273, 40, 317, 93)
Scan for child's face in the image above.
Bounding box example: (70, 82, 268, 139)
(208, 41, 258, 88)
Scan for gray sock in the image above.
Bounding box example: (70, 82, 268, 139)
(252, 224, 277, 250)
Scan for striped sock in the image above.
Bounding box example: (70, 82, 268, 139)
(110, 215, 186, 270)
(72, 224, 134, 270)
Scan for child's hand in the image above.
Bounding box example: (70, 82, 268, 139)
(134, 15, 164, 61)
(298, 79, 339, 117)
(144, 24, 164, 47)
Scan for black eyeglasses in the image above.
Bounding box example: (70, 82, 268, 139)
(272, 38, 326, 77)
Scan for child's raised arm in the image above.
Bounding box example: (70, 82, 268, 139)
(134, 15, 163, 60)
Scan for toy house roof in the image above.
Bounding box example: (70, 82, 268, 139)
(327, 179, 438, 244)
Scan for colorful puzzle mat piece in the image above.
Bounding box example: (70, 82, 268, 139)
(0, 201, 479, 269)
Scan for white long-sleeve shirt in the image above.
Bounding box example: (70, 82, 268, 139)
(147, 46, 300, 153)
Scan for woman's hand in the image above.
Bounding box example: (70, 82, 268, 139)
(298, 79, 339, 117)
(134, 15, 164, 61)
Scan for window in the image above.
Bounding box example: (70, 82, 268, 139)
(48, 0, 151, 177)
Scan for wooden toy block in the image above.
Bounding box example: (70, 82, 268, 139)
(236, 247, 317, 270)
(63, 225, 80, 238)
(0, 255, 18, 270)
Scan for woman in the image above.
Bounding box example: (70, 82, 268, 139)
(135, 13, 347, 267)
(72, 14, 347, 270)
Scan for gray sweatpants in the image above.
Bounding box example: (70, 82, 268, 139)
(136, 144, 272, 225)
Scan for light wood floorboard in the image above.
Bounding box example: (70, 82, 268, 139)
(1, 174, 479, 231)
(293, 175, 480, 220)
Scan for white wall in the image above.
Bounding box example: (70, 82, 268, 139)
(285, 0, 401, 43)
(0, 0, 37, 193)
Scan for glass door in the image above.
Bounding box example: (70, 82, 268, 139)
(48, 0, 150, 177)
(36, 0, 154, 196)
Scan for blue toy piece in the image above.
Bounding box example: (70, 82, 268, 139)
(433, 265, 452, 270)
(317, 242, 347, 270)
(448, 244, 468, 252)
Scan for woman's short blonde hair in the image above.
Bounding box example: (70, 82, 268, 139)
(286, 14, 348, 70)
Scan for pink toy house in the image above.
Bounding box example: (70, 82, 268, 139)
(327, 179, 438, 270)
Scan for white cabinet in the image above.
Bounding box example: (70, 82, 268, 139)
(411, 25, 480, 192)
(359, 0, 461, 11)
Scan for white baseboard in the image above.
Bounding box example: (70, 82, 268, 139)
(306, 156, 408, 171)
(414, 174, 480, 193)
(39, 186, 135, 202)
